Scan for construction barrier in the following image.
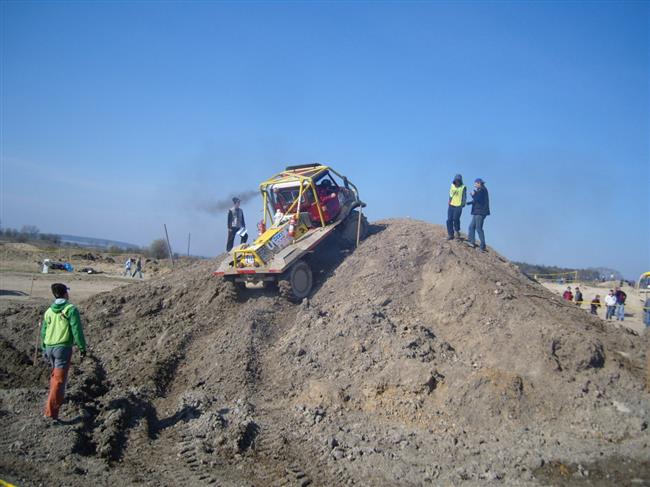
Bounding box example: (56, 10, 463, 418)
(534, 270, 579, 282)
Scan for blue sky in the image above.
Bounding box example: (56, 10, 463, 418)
(1, 1, 648, 277)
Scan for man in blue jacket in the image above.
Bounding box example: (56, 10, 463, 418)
(466, 178, 490, 252)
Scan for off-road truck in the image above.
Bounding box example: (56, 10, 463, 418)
(214, 163, 367, 301)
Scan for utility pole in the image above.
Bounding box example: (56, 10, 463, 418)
(187, 233, 191, 257)
(163, 224, 174, 268)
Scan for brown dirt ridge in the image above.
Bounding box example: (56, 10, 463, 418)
(1, 219, 648, 486)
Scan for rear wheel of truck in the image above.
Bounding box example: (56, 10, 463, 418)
(279, 260, 313, 302)
(339, 210, 368, 248)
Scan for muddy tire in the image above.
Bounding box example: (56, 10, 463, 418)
(339, 210, 368, 248)
(278, 260, 313, 302)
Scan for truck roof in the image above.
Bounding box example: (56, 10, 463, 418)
(260, 164, 330, 189)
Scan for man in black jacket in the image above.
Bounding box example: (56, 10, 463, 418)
(466, 178, 490, 251)
(226, 197, 248, 252)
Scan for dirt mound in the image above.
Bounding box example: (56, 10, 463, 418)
(1, 219, 648, 486)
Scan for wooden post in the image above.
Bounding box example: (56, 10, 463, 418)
(29, 275, 35, 296)
(355, 208, 363, 248)
(163, 224, 175, 268)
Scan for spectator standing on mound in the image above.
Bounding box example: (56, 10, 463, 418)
(574, 287, 583, 307)
(226, 197, 248, 252)
(562, 287, 573, 301)
(132, 257, 143, 279)
(615, 287, 627, 321)
(465, 178, 490, 252)
(446, 174, 466, 240)
(590, 295, 601, 315)
(41, 283, 87, 421)
(644, 296, 650, 328)
(604, 290, 617, 320)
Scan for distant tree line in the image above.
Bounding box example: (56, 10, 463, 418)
(1, 224, 174, 260)
(0, 225, 61, 244)
(106, 239, 170, 259)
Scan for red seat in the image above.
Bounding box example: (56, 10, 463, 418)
(309, 189, 341, 224)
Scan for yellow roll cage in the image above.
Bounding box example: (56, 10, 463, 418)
(259, 164, 359, 229)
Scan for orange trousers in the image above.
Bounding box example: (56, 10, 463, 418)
(44, 365, 70, 419)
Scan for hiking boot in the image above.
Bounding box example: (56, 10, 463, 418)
(447, 236, 454, 241)
(465, 241, 476, 248)
(454, 231, 461, 240)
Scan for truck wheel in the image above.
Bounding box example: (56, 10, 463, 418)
(339, 210, 368, 248)
(279, 260, 313, 302)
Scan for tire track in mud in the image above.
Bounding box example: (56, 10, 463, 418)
(252, 411, 357, 487)
(241, 303, 356, 487)
(98, 297, 246, 485)
(245, 304, 315, 486)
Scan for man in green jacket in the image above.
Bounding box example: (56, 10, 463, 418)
(41, 283, 87, 420)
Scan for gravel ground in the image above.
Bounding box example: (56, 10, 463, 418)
(1, 219, 648, 486)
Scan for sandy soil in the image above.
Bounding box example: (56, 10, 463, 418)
(1, 221, 648, 486)
(0, 272, 136, 302)
(0, 241, 189, 304)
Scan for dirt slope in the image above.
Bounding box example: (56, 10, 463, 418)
(1, 219, 648, 486)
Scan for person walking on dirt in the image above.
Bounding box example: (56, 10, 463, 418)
(465, 178, 490, 251)
(123, 257, 132, 276)
(41, 283, 87, 421)
(615, 287, 627, 321)
(590, 295, 601, 315)
(562, 287, 573, 301)
(446, 174, 466, 240)
(131, 257, 143, 279)
(604, 290, 617, 320)
(226, 197, 248, 252)
(574, 287, 583, 307)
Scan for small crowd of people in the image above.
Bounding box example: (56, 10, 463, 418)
(562, 285, 627, 321)
(123, 256, 143, 278)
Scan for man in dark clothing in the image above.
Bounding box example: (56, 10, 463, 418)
(614, 287, 627, 321)
(226, 197, 248, 252)
(574, 287, 583, 307)
(590, 295, 601, 315)
(446, 174, 466, 240)
(465, 178, 490, 251)
(131, 257, 143, 279)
